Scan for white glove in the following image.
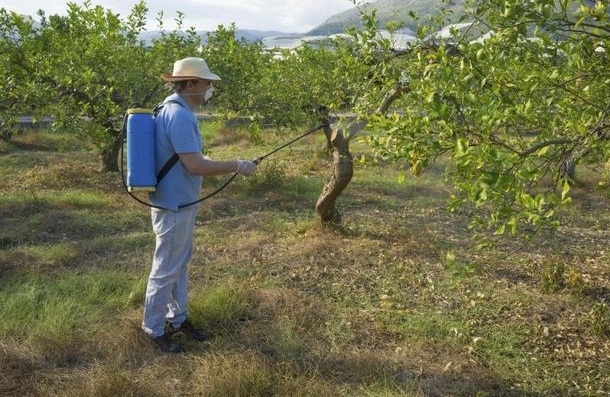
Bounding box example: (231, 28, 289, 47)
(235, 160, 257, 176)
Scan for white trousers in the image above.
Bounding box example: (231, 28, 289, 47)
(141, 205, 198, 337)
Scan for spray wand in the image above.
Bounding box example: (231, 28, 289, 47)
(177, 123, 328, 208)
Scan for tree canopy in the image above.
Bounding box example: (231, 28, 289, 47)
(1, 0, 608, 233)
(0, 1, 202, 169)
(348, 0, 609, 236)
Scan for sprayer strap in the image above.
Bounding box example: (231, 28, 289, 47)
(156, 153, 180, 183)
(153, 99, 185, 184)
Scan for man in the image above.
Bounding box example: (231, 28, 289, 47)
(141, 57, 257, 353)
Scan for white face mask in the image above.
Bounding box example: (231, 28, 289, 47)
(204, 85, 214, 102)
(181, 81, 214, 101)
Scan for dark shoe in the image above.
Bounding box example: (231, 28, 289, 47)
(149, 333, 182, 353)
(166, 318, 210, 341)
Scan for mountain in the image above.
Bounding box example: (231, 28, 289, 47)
(261, 0, 473, 50)
(138, 0, 470, 47)
(235, 29, 300, 42)
(307, 0, 467, 36)
(306, 0, 606, 36)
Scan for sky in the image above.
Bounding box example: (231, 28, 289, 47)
(1, 0, 357, 33)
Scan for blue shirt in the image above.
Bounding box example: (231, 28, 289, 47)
(149, 94, 203, 211)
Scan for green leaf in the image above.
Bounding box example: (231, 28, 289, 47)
(397, 172, 406, 184)
(561, 179, 571, 201)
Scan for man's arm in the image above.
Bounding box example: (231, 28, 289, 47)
(178, 153, 256, 176)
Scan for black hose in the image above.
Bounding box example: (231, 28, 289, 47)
(121, 123, 329, 209)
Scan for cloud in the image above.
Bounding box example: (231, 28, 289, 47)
(145, 0, 355, 32)
(1, 0, 355, 32)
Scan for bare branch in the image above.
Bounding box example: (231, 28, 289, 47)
(375, 83, 410, 115)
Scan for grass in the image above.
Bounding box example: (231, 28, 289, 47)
(1, 128, 609, 396)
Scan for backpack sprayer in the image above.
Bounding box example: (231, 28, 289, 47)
(120, 105, 328, 209)
(123, 108, 157, 192)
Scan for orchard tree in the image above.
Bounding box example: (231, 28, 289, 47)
(347, 0, 609, 235)
(201, 25, 368, 222)
(202, 26, 344, 129)
(201, 24, 273, 127)
(37, 1, 203, 171)
(0, 11, 44, 140)
(2, 1, 202, 171)
(244, 42, 370, 222)
(267, 43, 369, 222)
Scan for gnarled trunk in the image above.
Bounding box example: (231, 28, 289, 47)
(315, 124, 353, 224)
(101, 130, 122, 172)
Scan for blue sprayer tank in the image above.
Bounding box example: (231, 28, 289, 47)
(126, 108, 157, 192)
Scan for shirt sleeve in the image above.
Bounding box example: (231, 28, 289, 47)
(167, 108, 202, 154)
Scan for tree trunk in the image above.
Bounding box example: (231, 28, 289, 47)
(315, 105, 334, 152)
(101, 131, 122, 172)
(315, 124, 353, 224)
(560, 155, 577, 182)
(322, 127, 333, 152)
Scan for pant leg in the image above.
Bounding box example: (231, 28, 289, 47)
(141, 205, 198, 337)
(166, 205, 199, 327)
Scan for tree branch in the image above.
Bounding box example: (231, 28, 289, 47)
(375, 83, 410, 115)
(519, 138, 575, 157)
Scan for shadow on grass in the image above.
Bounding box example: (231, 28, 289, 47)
(187, 288, 547, 397)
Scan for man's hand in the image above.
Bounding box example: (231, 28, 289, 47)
(235, 160, 257, 176)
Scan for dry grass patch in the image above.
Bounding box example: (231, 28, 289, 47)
(1, 130, 610, 396)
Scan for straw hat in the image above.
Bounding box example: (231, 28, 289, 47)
(162, 57, 221, 81)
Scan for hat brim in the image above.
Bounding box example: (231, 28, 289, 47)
(162, 73, 221, 82)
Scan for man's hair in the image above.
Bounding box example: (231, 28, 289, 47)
(166, 79, 198, 93)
